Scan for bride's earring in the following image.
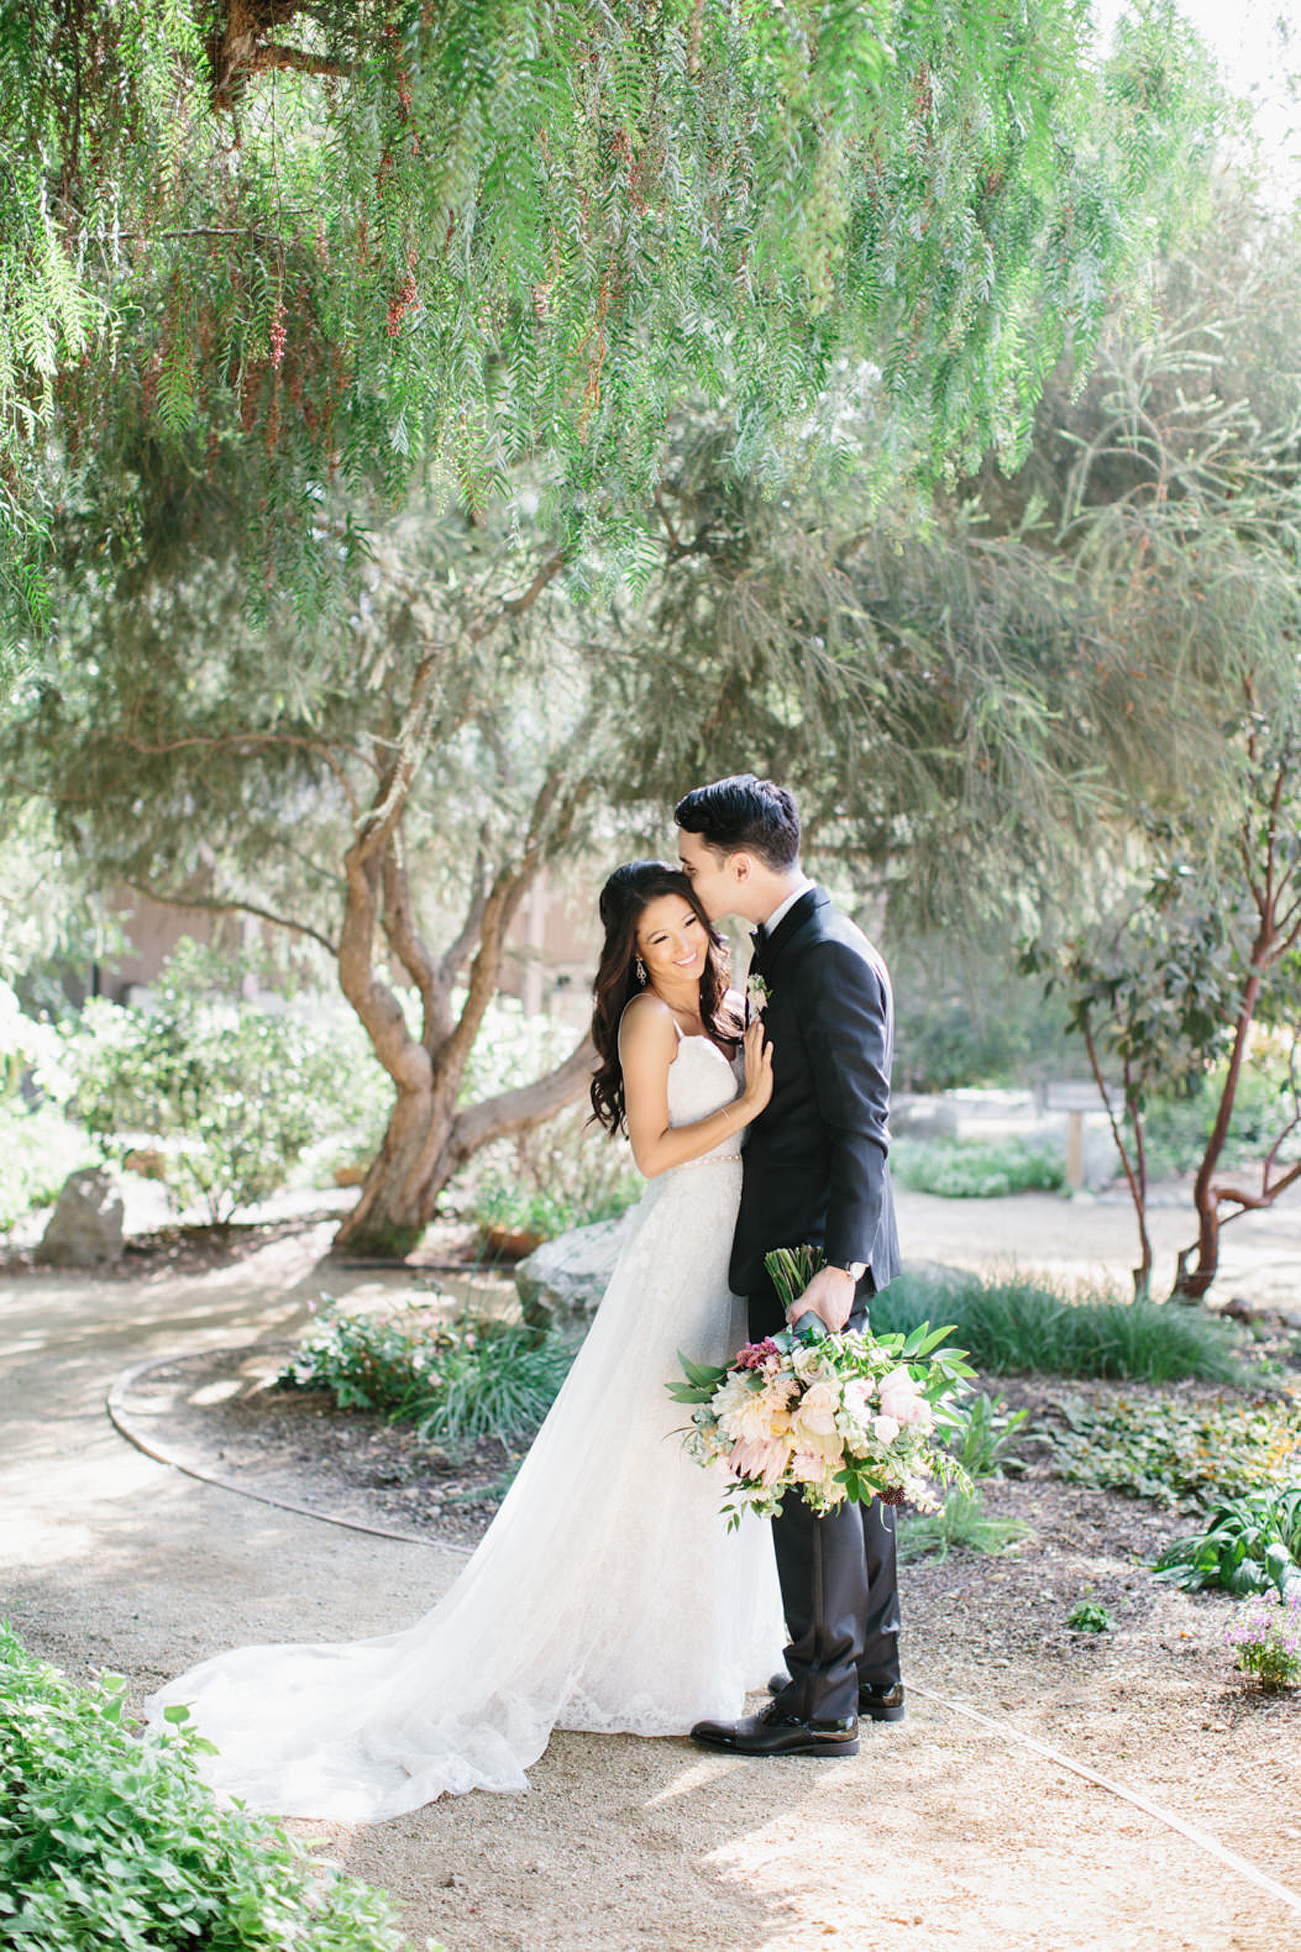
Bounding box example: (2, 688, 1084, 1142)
(635, 955, 647, 985)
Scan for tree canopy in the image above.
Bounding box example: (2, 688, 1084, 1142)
(2, 0, 1220, 638)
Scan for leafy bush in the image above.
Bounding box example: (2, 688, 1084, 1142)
(64, 945, 346, 1223)
(950, 1391, 1029, 1478)
(888, 934, 1078, 1092)
(1133, 1049, 1301, 1182)
(459, 1100, 642, 1244)
(0, 1623, 415, 1951)
(898, 1391, 1032, 1562)
(871, 1271, 1245, 1384)
(1153, 1488, 1301, 1599)
(281, 1296, 577, 1454)
(1049, 1393, 1301, 1511)
(0, 1102, 96, 1235)
(892, 1136, 1064, 1199)
(899, 1487, 1032, 1562)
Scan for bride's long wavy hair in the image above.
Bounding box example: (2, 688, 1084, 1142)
(589, 860, 741, 1136)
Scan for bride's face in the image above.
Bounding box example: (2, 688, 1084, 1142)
(636, 895, 708, 991)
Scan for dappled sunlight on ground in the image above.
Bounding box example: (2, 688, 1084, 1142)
(3, 1195, 1300, 1950)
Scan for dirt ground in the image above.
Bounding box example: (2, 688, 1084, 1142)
(4, 1186, 1301, 1951)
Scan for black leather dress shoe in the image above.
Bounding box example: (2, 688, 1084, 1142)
(858, 1681, 905, 1723)
(690, 1700, 860, 1758)
(767, 1672, 905, 1722)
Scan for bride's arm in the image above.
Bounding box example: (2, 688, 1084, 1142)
(618, 998, 772, 1179)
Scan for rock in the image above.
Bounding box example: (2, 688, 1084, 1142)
(890, 1095, 959, 1141)
(514, 1210, 634, 1330)
(35, 1167, 125, 1267)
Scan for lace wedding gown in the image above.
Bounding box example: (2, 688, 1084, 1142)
(146, 1032, 786, 1821)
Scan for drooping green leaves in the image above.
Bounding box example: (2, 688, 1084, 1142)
(0, 0, 1223, 632)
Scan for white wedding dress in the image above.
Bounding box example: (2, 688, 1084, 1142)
(146, 1032, 785, 1821)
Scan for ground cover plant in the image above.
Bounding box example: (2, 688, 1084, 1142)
(871, 1271, 1245, 1384)
(0, 1625, 414, 1951)
(1154, 1487, 1301, 1600)
(1048, 1393, 1301, 1513)
(280, 1297, 577, 1454)
(900, 1390, 1034, 1561)
(1223, 1590, 1301, 1688)
(891, 1137, 1064, 1199)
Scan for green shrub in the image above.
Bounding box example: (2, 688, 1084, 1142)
(892, 1136, 1065, 1199)
(281, 1296, 577, 1454)
(64, 945, 346, 1224)
(1049, 1392, 1301, 1511)
(871, 1270, 1245, 1384)
(950, 1391, 1030, 1478)
(459, 1099, 642, 1244)
(0, 1102, 96, 1235)
(1136, 1051, 1301, 1181)
(0, 1624, 416, 1951)
(1154, 1488, 1301, 1599)
(899, 1486, 1032, 1562)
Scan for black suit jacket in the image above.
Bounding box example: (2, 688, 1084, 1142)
(731, 886, 901, 1315)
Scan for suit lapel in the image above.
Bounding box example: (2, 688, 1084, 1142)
(761, 886, 827, 975)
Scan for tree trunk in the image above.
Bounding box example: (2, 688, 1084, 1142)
(1168, 965, 1264, 1303)
(332, 1038, 595, 1259)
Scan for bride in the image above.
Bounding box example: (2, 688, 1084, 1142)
(146, 860, 786, 1821)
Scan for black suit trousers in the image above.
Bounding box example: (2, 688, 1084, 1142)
(749, 1292, 903, 1720)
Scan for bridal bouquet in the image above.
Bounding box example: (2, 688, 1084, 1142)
(668, 1247, 975, 1525)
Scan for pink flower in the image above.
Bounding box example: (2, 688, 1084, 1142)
(734, 1339, 782, 1372)
(873, 1413, 900, 1444)
(789, 1450, 827, 1484)
(879, 1367, 933, 1429)
(730, 1436, 788, 1487)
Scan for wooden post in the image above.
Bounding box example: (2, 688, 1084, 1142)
(1065, 1110, 1085, 1191)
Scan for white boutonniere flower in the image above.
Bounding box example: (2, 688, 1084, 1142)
(746, 972, 771, 1015)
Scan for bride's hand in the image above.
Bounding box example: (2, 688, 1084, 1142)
(740, 1018, 774, 1117)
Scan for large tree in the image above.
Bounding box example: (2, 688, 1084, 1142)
(3, 0, 1219, 640)
(1008, 185, 1301, 1300)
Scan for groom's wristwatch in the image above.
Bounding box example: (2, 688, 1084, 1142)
(826, 1260, 866, 1283)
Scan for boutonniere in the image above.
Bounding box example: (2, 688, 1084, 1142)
(746, 972, 771, 1015)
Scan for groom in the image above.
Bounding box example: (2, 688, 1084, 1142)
(674, 774, 903, 1759)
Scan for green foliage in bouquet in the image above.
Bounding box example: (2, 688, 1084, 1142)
(0, 1624, 415, 1951)
(670, 1244, 976, 1525)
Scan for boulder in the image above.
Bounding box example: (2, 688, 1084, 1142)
(890, 1094, 960, 1141)
(514, 1210, 634, 1330)
(35, 1167, 125, 1267)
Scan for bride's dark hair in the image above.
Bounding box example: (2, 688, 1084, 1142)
(589, 860, 741, 1136)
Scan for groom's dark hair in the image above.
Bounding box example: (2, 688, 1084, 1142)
(674, 774, 801, 870)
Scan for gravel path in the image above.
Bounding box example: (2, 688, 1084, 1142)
(4, 1189, 1301, 1952)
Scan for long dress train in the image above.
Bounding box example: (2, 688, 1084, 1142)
(146, 1033, 785, 1821)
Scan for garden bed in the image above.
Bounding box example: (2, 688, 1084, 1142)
(117, 1345, 1301, 1726)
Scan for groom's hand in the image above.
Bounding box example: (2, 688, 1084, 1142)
(787, 1265, 857, 1334)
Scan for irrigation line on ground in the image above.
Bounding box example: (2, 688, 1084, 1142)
(912, 1682, 1301, 1918)
(108, 1348, 1301, 1917)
